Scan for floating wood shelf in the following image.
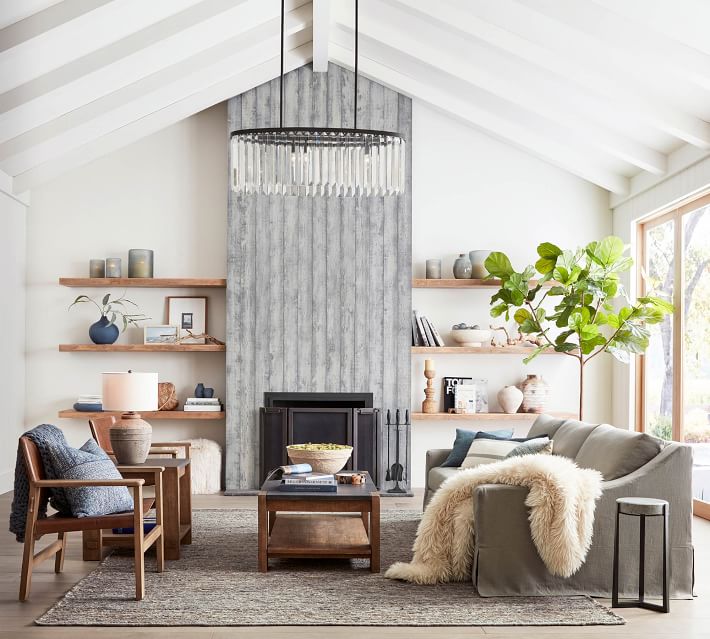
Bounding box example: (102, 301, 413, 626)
(59, 344, 225, 352)
(411, 411, 576, 421)
(58, 410, 224, 420)
(412, 278, 554, 289)
(411, 346, 564, 355)
(59, 277, 226, 288)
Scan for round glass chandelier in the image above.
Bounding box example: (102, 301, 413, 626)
(230, 0, 405, 197)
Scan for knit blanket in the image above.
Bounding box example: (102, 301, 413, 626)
(9, 424, 72, 542)
(385, 455, 603, 584)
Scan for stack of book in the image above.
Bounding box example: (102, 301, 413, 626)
(73, 394, 102, 412)
(277, 473, 337, 493)
(412, 310, 445, 347)
(183, 397, 222, 412)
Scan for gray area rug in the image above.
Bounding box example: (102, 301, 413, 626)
(37, 509, 624, 626)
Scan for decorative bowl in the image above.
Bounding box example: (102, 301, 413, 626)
(451, 328, 492, 347)
(286, 444, 353, 474)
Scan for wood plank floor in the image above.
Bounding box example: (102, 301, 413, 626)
(1, 490, 708, 639)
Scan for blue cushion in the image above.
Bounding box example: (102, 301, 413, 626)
(474, 431, 549, 443)
(45, 438, 134, 518)
(441, 428, 514, 467)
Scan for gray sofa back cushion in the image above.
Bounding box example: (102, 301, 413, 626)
(549, 420, 599, 458)
(574, 424, 662, 480)
(527, 415, 567, 439)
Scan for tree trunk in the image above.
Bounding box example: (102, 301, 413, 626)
(579, 357, 584, 421)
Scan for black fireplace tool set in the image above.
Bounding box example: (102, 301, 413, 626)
(384, 409, 409, 494)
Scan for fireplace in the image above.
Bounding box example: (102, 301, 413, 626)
(259, 392, 379, 484)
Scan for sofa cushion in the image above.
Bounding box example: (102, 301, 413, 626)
(428, 467, 461, 492)
(527, 414, 567, 439)
(549, 420, 598, 458)
(505, 437, 553, 458)
(462, 432, 550, 468)
(575, 424, 662, 480)
(45, 438, 134, 518)
(440, 428, 514, 467)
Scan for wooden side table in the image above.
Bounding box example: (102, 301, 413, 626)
(83, 458, 192, 561)
(258, 471, 380, 573)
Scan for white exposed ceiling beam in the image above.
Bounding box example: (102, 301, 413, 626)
(329, 38, 629, 194)
(0, 169, 29, 206)
(13, 43, 312, 193)
(337, 1, 665, 175)
(312, 0, 330, 72)
(0, 0, 305, 145)
(0, 0, 207, 94)
(520, 0, 710, 92)
(394, 0, 710, 149)
(0, 6, 312, 176)
(0, 0, 64, 31)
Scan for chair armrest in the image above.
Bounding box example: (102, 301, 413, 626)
(34, 478, 144, 488)
(117, 466, 166, 474)
(426, 449, 452, 476)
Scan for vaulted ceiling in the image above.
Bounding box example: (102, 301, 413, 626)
(1, 0, 709, 202)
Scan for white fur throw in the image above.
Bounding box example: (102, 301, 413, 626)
(386, 454, 603, 584)
(177, 439, 222, 494)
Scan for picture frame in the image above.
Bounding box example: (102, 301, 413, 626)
(143, 325, 179, 345)
(167, 296, 208, 344)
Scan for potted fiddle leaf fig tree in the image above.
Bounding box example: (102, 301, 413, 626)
(484, 236, 673, 420)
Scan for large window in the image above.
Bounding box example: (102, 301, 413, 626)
(638, 192, 710, 519)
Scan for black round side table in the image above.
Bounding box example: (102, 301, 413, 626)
(612, 497, 670, 613)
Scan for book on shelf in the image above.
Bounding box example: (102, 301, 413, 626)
(411, 311, 422, 346)
(183, 404, 222, 412)
(185, 397, 221, 404)
(276, 482, 337, 493)
(412, 310, 445, 347)
(282, 473, 336, 486)
(413, 310, 430, 346)
(426, 318, 446, 347)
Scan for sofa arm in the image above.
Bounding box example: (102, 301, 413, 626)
(426, 449, 452, 476)
(473, 483, 530, 547)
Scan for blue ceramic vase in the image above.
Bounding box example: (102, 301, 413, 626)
(89, 316, 119, 345)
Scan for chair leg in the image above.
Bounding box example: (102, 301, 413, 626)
(19, 533, 37, 601)
(154, 471, 165, 573)
(54, 532, 67, 573)
(132, 485, 145, 601)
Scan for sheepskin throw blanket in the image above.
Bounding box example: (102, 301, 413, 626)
(386, 455, 603, 584)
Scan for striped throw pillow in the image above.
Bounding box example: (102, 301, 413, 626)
(460, 438, 521, 468)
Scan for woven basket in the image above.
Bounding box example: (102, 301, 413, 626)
(286, 446, 353, 474)
(158, 382, 178, 411)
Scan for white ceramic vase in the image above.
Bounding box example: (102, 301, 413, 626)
(497, 385, 524, 414)
(520, 374, 551, 414)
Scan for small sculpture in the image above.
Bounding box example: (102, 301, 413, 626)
(490, 325, 545, 348)
(422, 359, 437, 414)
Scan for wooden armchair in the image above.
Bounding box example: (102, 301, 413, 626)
(18, 436, 164, 601)
(89, 416, 192, 460)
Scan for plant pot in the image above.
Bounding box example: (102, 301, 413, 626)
(109, 413, 152, 464)
(89, 316, 119, 345)
(520, 374, 550, 414)
(498, 385, 524, 414)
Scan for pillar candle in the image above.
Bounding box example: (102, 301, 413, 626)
(106, 258, 122, 278)
(424, 359, 434, 371)
(128, 249, 154, 278)
(89, 259, 105, 278)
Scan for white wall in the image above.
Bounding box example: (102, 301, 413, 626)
(25, 104, 228, 456)
(17, 98, 614, 492)
(409, 102, 613, 487)
(0, 191, 27, 492)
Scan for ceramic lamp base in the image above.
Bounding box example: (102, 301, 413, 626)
(109, 412, 152, 464)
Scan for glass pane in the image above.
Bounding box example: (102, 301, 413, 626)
(682, 204, 710, 504)
(643, 218, 675, 440)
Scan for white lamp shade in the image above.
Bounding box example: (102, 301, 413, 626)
(102, 371, 158, 412)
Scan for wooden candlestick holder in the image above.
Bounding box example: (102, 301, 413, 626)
(422, 368, 437, 414)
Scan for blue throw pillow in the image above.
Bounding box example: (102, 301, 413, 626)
(45, 438, 134, 518)
(441, 428, 514, 467)
(474, 431, 549, 443)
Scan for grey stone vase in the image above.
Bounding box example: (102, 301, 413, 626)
(453, 253, 472, 279)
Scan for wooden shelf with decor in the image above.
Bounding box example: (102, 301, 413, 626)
(59, 344, 225, 352)
(412, 279, 554, 289)
(59, 277, 226, 288)
(411, 411, 576, 421)
(411, 346, 565, 355)
(58, 410, 224, 420)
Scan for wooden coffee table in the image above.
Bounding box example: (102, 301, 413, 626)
(258, 472, 380, 572)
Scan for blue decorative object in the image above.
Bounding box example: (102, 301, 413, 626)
(441, 428, 514, 467)
(89, 316, 119, 345)
(203, 387, 214, 398)
(73, 403, 103, 412)
(194, 383, 205, 398)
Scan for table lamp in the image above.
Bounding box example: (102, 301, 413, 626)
(102, 370, 158, 464)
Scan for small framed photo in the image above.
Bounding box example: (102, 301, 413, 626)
(167, 296, 207, 344)
(144, 325, 179, 345)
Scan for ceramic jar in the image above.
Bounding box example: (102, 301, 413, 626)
(469, 250, 491, 279)
(498, 385, 524, 414)
(520, 374, 550, 414)
(109, 416, 152, 464)
(453, 253, 472, 279)
(425, 259, 442, 279)
(89, 316, 119, 344)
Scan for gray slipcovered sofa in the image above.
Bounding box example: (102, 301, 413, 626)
(423, 415, 694, 598)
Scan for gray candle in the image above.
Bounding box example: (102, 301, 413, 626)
(425, 259, 442, 279)
(89, 259, 105, 278)
(128, 249, 154, 278)
(106, 258, 122, 278)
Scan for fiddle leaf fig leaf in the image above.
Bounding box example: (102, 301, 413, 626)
(490, 303, 508, 318)
(514, 308, 533, 325)
(523, 345, 549, 364)
(537, 242, 563, 259)
(484, 252, 514, 279)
